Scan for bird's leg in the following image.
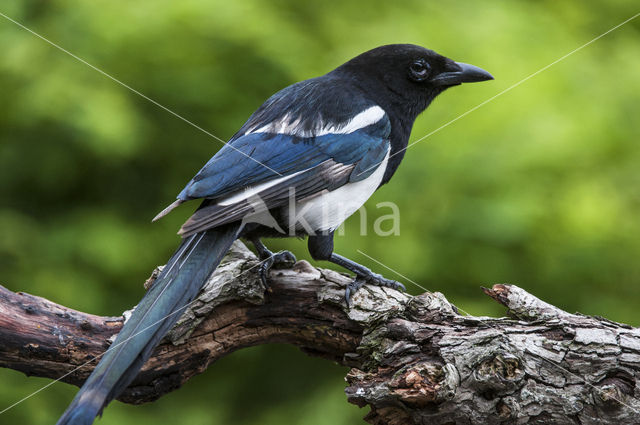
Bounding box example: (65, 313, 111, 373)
(328, 253, 406, 304)
(308, 233, 405, 305)
(250, 238, 296, 290)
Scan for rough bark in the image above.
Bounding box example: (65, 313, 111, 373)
(1, 241, 639, 424)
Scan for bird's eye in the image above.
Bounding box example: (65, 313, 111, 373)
(409, 60, 430, 81)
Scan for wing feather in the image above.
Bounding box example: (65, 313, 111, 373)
(178, 159, 354, 236)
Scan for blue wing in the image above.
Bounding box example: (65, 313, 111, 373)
(180, 117, 390, 201)
(175, 114, 391, 235)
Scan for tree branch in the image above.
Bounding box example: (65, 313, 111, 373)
(1, 241, 639, 424)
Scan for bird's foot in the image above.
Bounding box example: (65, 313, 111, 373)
(345, 272, 406, 305)
(258, 250, 297, 291)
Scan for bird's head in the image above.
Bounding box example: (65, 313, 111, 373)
(334, 44, 493, 120)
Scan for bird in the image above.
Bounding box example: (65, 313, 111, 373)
(56, 43, 492, 424)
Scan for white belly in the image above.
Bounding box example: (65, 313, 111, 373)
(286, 149, 389, 233)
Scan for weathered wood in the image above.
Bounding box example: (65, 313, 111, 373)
(1, 241, 639, 424)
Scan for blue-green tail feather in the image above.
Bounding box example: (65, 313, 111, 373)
(56, 223, 241, 425)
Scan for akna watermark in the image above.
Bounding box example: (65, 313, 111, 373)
(238, 188, 400, 237)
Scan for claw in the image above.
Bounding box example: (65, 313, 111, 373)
(345, 277, 366, 305)
(258, 250, 296, 291)
(343, 273, 405, 306)
(259, 256, 275, 291)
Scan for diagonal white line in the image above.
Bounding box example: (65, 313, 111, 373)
(356, 11, 640, 178)
(357, 249, 424, 290)
(356, 249, 640, 414)
(0, 11, 283, 177)
(0, 254, 272, 415)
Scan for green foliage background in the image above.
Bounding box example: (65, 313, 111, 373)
(1, 1, 639, 424)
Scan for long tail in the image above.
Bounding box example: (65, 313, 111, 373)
(56, 222, 242, 425)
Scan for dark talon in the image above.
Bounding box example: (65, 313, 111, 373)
(345, 277, 366, 305)
(259, 256, 275, 290)
(343, 273, 405, 305)
(258, 249, 296, 291)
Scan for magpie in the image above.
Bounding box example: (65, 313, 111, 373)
(56, 44, 492, 424)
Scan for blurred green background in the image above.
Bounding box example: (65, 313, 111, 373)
(1, 0, 639, 424)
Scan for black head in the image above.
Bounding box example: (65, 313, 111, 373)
(333, 44, 493, 121)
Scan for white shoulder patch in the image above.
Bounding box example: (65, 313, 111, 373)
(247, 105, 386, 138)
